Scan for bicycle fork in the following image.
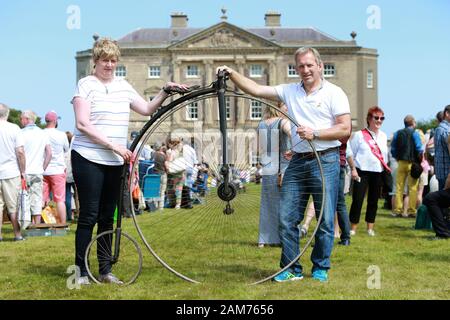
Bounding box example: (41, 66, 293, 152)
(216, 71, 237, 215)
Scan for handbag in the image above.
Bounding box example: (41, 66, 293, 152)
(410, 161, 423, 179)
(17, 178, 31, 230)
(168, 156, 188, 174)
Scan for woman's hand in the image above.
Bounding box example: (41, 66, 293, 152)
(111, 144, 133, 163)
(351, 167, 360, 182)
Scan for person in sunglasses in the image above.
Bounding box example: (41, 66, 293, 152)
(347, 106, 389, 237)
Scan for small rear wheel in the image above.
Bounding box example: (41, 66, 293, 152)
(85, 230, 143, 285)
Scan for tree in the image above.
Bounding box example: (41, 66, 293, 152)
(416, 117, 439, 134)
(7, 108, 45, 128)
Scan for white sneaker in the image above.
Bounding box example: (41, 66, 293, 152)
(367, 229, 376, 237)
(98, 273, 124, 285)
(350, 230, 356, 236)
(77, 276, 91, 286)
(299, 225, 308, 238)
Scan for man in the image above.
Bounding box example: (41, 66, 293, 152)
(390, 115, 424, 217)
(182, 138, 198, 203)
(433, 105, 450, 191)
(217, 46, 351, 282)
(43, 111, 69, 224)
(20, 110, 52, 224)
(423, 173, 450, 240)
(0, 103, 26, 241)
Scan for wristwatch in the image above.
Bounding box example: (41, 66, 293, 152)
(313, 130, 320, 139)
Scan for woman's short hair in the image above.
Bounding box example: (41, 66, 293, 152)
(92, 38, 121, 62)
(366, 106, 384, 127)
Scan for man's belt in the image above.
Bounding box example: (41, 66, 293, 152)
(295, 147, 339, 159)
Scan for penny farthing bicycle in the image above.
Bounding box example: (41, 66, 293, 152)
(84, 71, 325, 285)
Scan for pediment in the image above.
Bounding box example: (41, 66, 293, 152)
(168, 22, 280, 50)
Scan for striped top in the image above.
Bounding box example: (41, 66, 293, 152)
(71, 75, 139, 166)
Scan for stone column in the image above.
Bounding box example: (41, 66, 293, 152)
(268, 59, 277, 86)
(172, 60, 183, 125)
(235, 58, 247, 125)
(203, 59, 214, 125)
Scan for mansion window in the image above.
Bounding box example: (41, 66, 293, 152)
(288, 64, 298, 77)
(250, 100, 262, 120)
(148, 66, 161, 78)
(186, 65, 199, 78)
(249, 64, 263, 78)
(186, 101, 199, 120)
(115, 65, 127, 78)
(367, 70, 374, 88)
(323, 63, 335, 77)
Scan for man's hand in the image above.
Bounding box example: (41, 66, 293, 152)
(216, 65, 234, 76)
(297, 125, 314, 141)
(283, 150, 293, 161)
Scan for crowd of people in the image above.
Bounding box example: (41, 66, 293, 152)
(0, 105, 77, 241)
(1, 40, 448, 286)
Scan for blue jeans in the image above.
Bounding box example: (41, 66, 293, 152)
(336, 166, 351, 241)
(279, 149, 340, 274)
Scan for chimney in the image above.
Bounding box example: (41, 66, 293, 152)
(265, 11, 281, 27)
(171, 12, 188, 28)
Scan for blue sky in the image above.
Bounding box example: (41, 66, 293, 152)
(1, 0, 449, 136)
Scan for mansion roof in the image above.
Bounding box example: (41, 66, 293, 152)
(117, 21, 354, 49)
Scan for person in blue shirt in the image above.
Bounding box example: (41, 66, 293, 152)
(433, 105, 450, 191)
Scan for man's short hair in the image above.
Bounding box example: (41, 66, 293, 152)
(294, 47, 323, 66)
(403, 114, 415, 127)
(0, 103, 10, 119)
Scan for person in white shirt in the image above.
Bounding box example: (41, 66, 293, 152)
(71, 38, 190, 285)
(20, 110, 52, 225)
(43, 110, 70, 224)
(217, 47, 351, 283)
(348, 106, 389, 237)
(0, 103, 26, 241)
(182, 138, 198, 199)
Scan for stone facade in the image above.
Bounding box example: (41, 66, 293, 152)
(75, 12, 378, 166)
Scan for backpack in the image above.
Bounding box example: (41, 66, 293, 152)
(394, 128, 414, 161)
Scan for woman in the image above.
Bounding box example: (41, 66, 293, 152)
(152, 143, 168, 210)
(71, 38, 189, 285)
(257, 103, 291, 247)
(165, 137, 186, 209)
(348, 106, 389, 236)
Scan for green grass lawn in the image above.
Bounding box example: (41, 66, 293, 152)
(0, 186, 448, 300)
